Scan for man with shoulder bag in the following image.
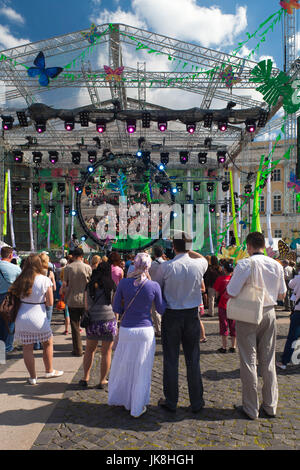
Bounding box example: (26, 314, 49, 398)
(227, 232, 286, 420)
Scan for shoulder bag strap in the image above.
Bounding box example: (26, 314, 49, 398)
(120, 279, 148, 322)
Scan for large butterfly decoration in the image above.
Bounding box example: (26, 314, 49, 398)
(104, 65, 124, 82)
(287, 171, 300, 193)
(278, 239, 297, 262)
(81, 23, 102, 44)
(27, 51, 63, 87)
(280, 0, 300, 15)
(219, 65, 241, 88)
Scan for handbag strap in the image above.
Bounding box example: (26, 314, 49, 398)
(120, 279, 147, 322)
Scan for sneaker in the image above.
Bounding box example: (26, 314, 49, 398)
(217, 347, 227, 353)
(229, 347, 236, 353)
(45, 370, 64, 378)
(276, 362, 286, 370)
(27, 377, 38, 385)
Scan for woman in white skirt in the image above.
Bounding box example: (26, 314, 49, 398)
(11, 254, 63, 385)
(108, 253, 165, 418)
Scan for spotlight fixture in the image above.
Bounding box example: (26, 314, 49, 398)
(85, 186, 91, 196)
(218, 120, 228, 132)
(142, 112, 151, 128)
(136, 150, 143, 158)
(32, 151, 42, 164)
(207, 182, 214, 192)
(171, 186, 178, 194)
(217, 151, 226, 164)
(13, 150, 23, 163)
(48, 204, 55, 214)
(49, 151, 58, 164)
(79, 111, 89, 127)
(14, 182, 22, 192)
(176, 183, 183, 192)
(160, 152, 169, 165)
(88, 150, 97, 164)
(158, 121, 167, 132)
(64, 118, 75, 131)
(179, 151, 189, 164)
(142, 151, 151, 165)
(74, 182, 82, 193)
(71, 152, 81, 165)
(198, 152, 207, 164)
(16, 111, 28, 127)
(70, 209, 77, 216)
(58, 182, 65, 193)
(2, 115, 14, 130)
(35, 121, 46, 134)
(81, 235, 88, 242)
(186, 195, 192, 203)
(209, 204, 216, 213)
(96, 120, 106, 133)
(222, 181, 230, 192)
(257, 110, 268, 128)
(87, 165, 95, 174)
(126, 120, 136, 134)
(158, 163, 165, 171)
(245, 119, 256, 133)
(221, 203, 227, 213)
(193, 182, 201, 192)
(34, 204, 42, 214)
(203, 113, 213, 128)
(186, 123, 196, 134)
(32, 182, 40, 193)
(45, 182, 53, 193)
(64, 205, 70, 215)
(160, 183, 169, 194)
(244, 184, 252, 194)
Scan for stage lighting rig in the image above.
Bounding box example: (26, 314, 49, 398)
(49, 151, 58, 164)
(2, 116, 14, 130)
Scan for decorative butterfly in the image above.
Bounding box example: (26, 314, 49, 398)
(219, 65, 241, 88)
(278, 239, 297, 262)
(239, 219, 249, 229)
(81, 23, 102, 44)
(287, 172, 300, 193)
(104, 65, 124, 82)
(27, 51, 63, 87)
(280, 0, 300, 15)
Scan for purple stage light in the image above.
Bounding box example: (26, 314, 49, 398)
(187, 123, 196, 134)
(158, 121, 167, 132)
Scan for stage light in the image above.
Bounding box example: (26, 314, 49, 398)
(88, 150, 97, 164)
(71, 152, 81, 165)
(35, 121, 46, 133)
(74, 182, 82, 193)
(142, 151, 151, 165)
(142, 112, 151, 128)
(158, 163, 165, 171)
(81, 235, 88, 242)
(32, 182, 40, 193)
(45, 182, 53, 193)
(48, 204, 55, 214)
(257, 110, 268, 128)
(222, 181, 230, 192)
(160, 184, 169, 194)
(2, 116, 14, 130)
(34, 204, 42, 214)
(85, 186, 91, 196)
(87, 165, 95, 174)
(64, 205, 70, 215)
(96, 120, 106, 133)
(176, 183, 183, 192)
(203, 113, 213, 128)
(100, 176, 106, 183)
(209, 204, 216, 213)
(186, 195, 192, 203)
(158, 121, 167, 132)
(245, 119, 256, 133)
(217, 151, 226, 164)
(14, 183, 22, 192)
(218, 120, 228, 132)
(221, 204, 227, 213)
(16, 111, 28, 127)
(244, 184, 252, 194)
(70, 209, 77, 216)
(193, 182, 201, 192)
(198, 152, 207, 164)
(207, 182, 214, 192)
(186, 123, 196, 134)
(171, 186, 178, 194)
(126, 120, 136, 134)
(56, 183, 65, 194)
(160, 152, 169, 165)
(179, 151, 189, 164)
(64, 118, 75, 131)
(49, 151, 58, 164)
(79, 111, 89, 127)
(13, 150, 23, 163)
(32, 152, 42, 164)
(136, 150, 143, 158)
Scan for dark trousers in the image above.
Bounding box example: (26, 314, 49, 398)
(68, 307, 84, 355)
(282, 310, 300, 365)
(161, 307, 205, 411)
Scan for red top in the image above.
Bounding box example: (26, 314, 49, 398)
(213, 274, 232, 310)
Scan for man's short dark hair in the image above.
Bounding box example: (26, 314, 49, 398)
(72, 247, 84, 258)
(153, 245, 163, 258)
(246, 232, 265, 250)
(172, 233, 192, 253)
(1, 246, 13, 259)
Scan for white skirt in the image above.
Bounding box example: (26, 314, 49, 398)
(108, 326, 155, 417)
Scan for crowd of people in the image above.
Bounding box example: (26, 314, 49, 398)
(0, 231, 299, 420)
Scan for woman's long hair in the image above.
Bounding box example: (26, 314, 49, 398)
(10, 254, 45, 299)
(87, 261, 115, 304)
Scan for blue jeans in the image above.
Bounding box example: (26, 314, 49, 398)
(281, 310, 300, 365)
(0, 292, 15, 352)
(161, 307, 205, 411)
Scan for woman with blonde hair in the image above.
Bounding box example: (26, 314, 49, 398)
(12, 254, 63, 385)
(91, 255, 101, 271)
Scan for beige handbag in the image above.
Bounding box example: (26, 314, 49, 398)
(227, 258, 265, 325)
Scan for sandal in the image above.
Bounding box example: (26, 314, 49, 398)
(200, 338, 208, 343)
(79, 379, 88, 387)
(45, 369, 64, 378)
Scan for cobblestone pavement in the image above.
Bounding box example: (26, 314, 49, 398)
(30, 311, 299, 451)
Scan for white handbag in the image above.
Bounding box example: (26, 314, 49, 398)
(227, 258, 265, 325)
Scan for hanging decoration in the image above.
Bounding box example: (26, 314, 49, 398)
(287, 171, 300, 193)
(7, 170, 16, 248)
(278, 239, 297, 261)
(229, 170, 240, 247)
(81, 23, 103, 44)
(2, 171, 8, 237)
(104, 65, 125, 82)
(280, 0, 300, 14)
(217, 245, 249, 263)
(251, 156, 264, 234)
(27, 51, 63, 87)
(28, 187, 35, 251)
(106, 171, 127, 196)
(218, 65, 241, 88)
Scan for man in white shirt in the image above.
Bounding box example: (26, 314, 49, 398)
(282, 259, 293, 311)
(155, 234, 208, 413)
(227, 232, 286, 420)
(149, 245, 165, 336)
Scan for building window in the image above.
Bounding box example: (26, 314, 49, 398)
(260, 195, 265, 212)
(273, 169, 281, 182)
(275, 229, 282, 238)
(273, 194, 281, 212)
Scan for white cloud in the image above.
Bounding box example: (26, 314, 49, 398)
(91, 7, 147, 30)
(0, 6, 25, 24)
(0, 24, 29, 49)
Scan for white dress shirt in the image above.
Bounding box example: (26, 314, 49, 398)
(227, 254, 286, 307)
(155, 253, 208, 310)
(289, 274, 300, 309)
(149, 257, 165, 282)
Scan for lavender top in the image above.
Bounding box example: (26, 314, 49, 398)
(113, 278, 166, 328)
